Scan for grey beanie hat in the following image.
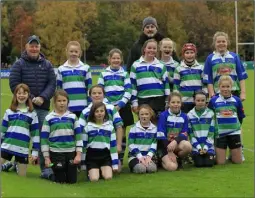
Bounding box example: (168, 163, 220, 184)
(142, 16, 158, 30)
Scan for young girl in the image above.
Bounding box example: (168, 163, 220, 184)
(128, 104, 157, 174)
(157, 92, 192, 171)
(173, 43, 205, 113)
(98, 48, 134, 166)
(159, 38, 179, 92)
(187, 90, 215, 167)
(203, 31, 248, 99)
(208, 75, 245, 165)
(130, 39, 170, 117)
(1, 83, 39, 176)
(57, 41, 92, 118)
(79, 85, 123, 171)
(83, 102, 118, 181)
(41, 90, 83, 184)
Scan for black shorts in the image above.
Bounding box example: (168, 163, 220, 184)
(86, 148, 112, 171)
(50, 151, 76, 165)
(138, 96, 166, 117)
(192, 153, 215, 167)
(118, 137, 126, 165)
(119, 104, 134, 127)
(216, 134, 242, 149)
(1, 150, 29, 164)
(182, 103, 195, 114)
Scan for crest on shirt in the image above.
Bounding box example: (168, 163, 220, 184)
(220, 110, 233, 117)
(217, 65, 232, 75)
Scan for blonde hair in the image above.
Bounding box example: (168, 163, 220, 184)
(138, 104, 156, 125)
(158, 38, 176, 59)
(218, 75, 233, 87)
(108, 48, 123, 65)
(141, 39, 158, 56)
(212, 31, 230, 49)
(65, 41, 81, 58)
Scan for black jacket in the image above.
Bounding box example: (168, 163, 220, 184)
(9, 51, 56, 110)
(126, 32, 180, 73)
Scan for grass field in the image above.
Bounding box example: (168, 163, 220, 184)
(1, 71, 254, 198)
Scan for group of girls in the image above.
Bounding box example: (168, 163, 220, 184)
(1, 31, 247, 184)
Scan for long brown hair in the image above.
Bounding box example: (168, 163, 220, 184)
(88, 102, 109, 123)
(10, 83, 33, 112)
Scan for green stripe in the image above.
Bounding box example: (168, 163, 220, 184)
(104, 80, 124, 86)
(69, 93, 87, 100)
(4, 138, 29, 148)
(180, 90, 195, 97)
(218, 123, 240, 130)
(133, 138, 156, 145)
(182, 74, 201, 81)
(63, 75, 84, 82)
(212, 63, 236, 71)
(192, 124, 211, 131)
(9, 120, 29, 129)
(50, 123, 73, 131)
(88, 136, 110, 144)
(138, 89, 164, 98)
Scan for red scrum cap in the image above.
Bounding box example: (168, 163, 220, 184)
(182, 43, 197, 55)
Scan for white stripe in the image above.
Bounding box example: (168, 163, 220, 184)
(87, 141, 109, 149)
(49, 129, 74, 138)
(63, 82, 86, 89)
(6, 126, 30, 136)
(50, 147, 76, 152)
(137, 77, 162, 86)
(1, 144, 29, 155)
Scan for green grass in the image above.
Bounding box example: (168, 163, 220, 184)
(1, 71, 254, 198)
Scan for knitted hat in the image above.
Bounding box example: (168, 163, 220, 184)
(142, 17, 158, 30)
(27, 35, 40, 44)
(182, 43, 197, 55)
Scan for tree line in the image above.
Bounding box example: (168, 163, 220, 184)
(1, 1, 254, 66)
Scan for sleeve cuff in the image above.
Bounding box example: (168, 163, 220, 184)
(43, 152, 49, 157)
(136, 153, 143, 159)
(76, 147, 83, 153)
(32, 150, 38, 157)
(147, 152, 154, 158)
(203, 145, 208, 151)
(112, 164, 118, 170)
(196, 145, 202, 151)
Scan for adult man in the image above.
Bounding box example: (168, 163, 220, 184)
(9, 35, 56, 180)
(126, 16, 179, 73)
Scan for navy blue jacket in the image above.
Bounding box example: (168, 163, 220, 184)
(9, 51, 56, 110)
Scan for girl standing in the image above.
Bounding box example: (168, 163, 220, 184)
(98, 48, 134, 166)
(128, 104, 157, 174)
(159, 38, 179, 92)
(173, 43, 205, 113)
(83, 102, 118, 181)
(187, 90, 215, 167)
(41, 90, 83, 184)
(130, 39, 170, 117)
(1, 83, 39, 176)
(57, 41, 92, 118)
(203, 31, 248, 99)
(157, 92, 192, 171)
(208, 75, 245, 165)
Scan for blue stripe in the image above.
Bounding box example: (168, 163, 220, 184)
(110, 140, 117, 147)
(8, 114, 33, 123)
(2, 120, 8, 127)
(85, 79, 92, 84)
(129, 132, 156, 139)
(112, 159, 119, 166)
(5, 132, 30, 142)
(209, 126, 214, 132)
(179, 86, 202, 91)
(1, 148, 28, 158)
(113, 118, 122, 126)
(33, 142, 40, 149)
(61, 70, 86, 77)
(137, 83, 163, 91)
(57, 80, 62, 87)
(74, 127, 82, 135)
(69, 106, 87, 112)
(167, 122, 184, 128)
(131, 148, 140, 155)
(65, 88, 87, 94)
(118, 101, 125, 108)
(196, 137, 207, 143)
(41, 132, 49, 139)
(124, 84, 132, 89)
(104, 75, 124, 81)
(87, 129, 111, 138)
(218, 118, 238, 124)
(49, 135, 74, 143)
(30, 123, 39, 131)
(148, 148, 156, 153)
(106, 90, 124, 97)
(179, 69, 202, 76)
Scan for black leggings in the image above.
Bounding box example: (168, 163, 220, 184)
(50, 151, 77, 184)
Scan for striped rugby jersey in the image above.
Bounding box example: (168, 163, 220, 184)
(157, 109, 188, 155)
(57, 60, 92, 112)
(1, 109, 39, 158)
(130, 56, 170, 107)
(203, 51, 248, 93)
(187, 107, 215, 154)
(41, 111, 83, 157)
(161, 57, 179, 84)
(128, 121, 157, 162)
(83, 121, 118, 170)
(173, 60, 205, 104)
(208, 94, 245, 137)
(98, 66, 132, 108)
